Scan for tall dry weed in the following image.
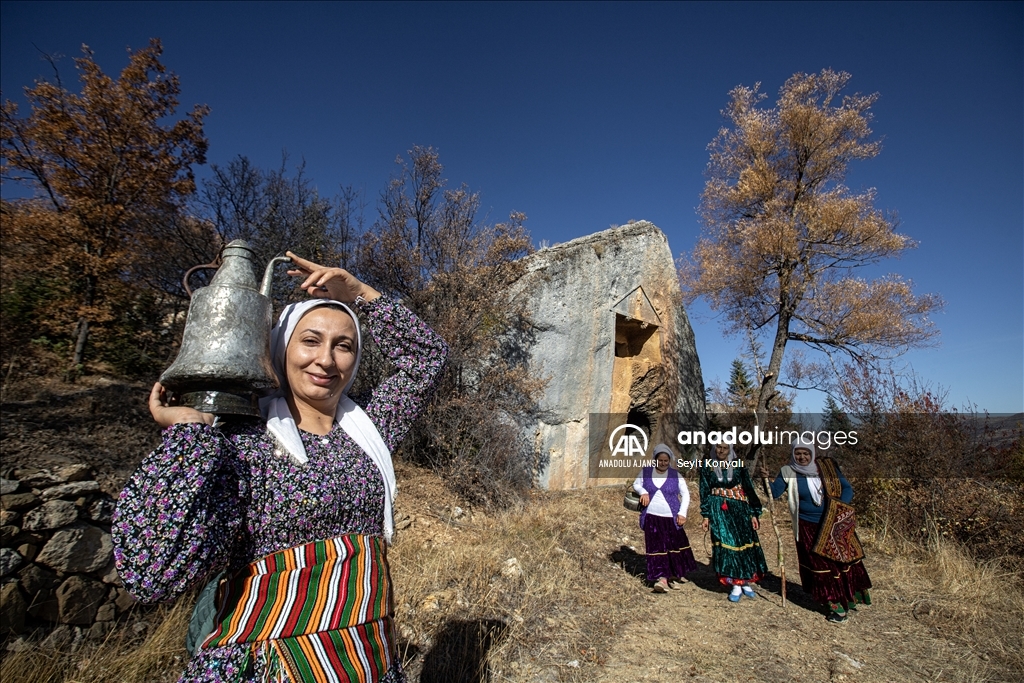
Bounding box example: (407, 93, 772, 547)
(879, 517, 1024, 680)
(1, 594, 194, 683)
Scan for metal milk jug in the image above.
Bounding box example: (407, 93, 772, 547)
(159, 240, 290, 416)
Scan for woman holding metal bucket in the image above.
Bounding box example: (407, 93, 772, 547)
(112, 253, 447, 682)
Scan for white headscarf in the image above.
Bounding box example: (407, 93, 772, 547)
(789, 438, 822, 506)
(711, 444, 736, 482)
(258, 299, 397, 544)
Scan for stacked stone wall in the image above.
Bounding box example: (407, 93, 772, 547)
(0, 464, 140, 650)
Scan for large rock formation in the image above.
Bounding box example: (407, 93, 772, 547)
(509, 221, 705, 489)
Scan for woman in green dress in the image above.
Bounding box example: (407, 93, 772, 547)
(699, 443, 769, 602)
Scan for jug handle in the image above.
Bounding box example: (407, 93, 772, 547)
(182, 260, 221, 298)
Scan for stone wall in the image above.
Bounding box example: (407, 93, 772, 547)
(0, 464, 138, 650)
(509, 221, 705, 489)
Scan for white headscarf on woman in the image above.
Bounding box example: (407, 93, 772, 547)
(789, 438, 823, 506)
(712, 444, 737, 481)
(652, 443, 674, 462)
(258, 299, 397, 544)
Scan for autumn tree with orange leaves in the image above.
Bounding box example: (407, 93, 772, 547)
(1, 39, 209, 377)
(680, 70, 942, 423)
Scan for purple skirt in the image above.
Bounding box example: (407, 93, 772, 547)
(642, 513, 698, 581)
(796, 519, 872, 608)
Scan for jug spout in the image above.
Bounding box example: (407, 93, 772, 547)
(260, 255, 292, 297)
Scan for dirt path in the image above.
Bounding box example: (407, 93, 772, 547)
(594, 504, 991, 683)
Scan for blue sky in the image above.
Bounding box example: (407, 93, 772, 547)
(2, 1, 1021, 412)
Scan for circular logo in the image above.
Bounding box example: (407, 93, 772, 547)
(608, 423, 649, 454)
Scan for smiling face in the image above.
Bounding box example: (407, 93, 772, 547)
(715, 444, 731, 458)
(793, 447, 813, 466)
(655, 452, 671, 472)
(284, 306, 358, 412)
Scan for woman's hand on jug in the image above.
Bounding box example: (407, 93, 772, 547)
(286, 252, 381, 304)
(148, 383, 215, 428)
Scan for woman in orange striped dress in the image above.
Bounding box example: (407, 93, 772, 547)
(112, 254, 448, 682)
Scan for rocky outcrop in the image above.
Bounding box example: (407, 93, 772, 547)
(508, 222, 705, 489)
(0, 465, 138, 647)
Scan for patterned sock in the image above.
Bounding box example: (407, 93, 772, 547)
(829, 602, 847, 614)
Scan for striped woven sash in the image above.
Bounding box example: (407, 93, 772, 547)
(202, 534, 396, 682)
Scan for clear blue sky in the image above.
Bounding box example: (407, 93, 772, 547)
(2, 1, 1021, 413)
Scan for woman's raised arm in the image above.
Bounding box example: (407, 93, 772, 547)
(357, 297, 449, 452)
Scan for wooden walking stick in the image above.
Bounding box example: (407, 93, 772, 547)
(762, 474, 786, 607)
(749, 417, 786, 608)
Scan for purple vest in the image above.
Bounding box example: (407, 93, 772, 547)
(639, 467, 682, 530)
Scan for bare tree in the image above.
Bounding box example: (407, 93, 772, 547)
(358, 146, 540, 505)
(199, 155, 357, 304)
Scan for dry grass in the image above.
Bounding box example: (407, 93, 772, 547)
(0, 596, 194, 683)
(387, 465, 646, 682)
(880, 521, 1024, 680)
(860, 518, 1019, 683)
(4, 466, 1022, 682)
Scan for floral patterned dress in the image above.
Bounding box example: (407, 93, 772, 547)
(112, 297, 448, 682)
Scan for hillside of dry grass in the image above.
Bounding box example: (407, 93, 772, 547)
(2, 378, 1022, 682)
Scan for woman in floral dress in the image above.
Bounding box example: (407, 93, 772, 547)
(112, 253, 448, 682)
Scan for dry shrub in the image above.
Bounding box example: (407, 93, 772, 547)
(838, 365, 1024, 562)
(421, 396, 536, 508)
(745, 362, 1024, 679)
(857, 477, 1024, 563)
(355, 146, 542, 508)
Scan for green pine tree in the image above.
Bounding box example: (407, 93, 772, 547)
(727, 359, 756, 410)
(822, 395, 853, 433)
